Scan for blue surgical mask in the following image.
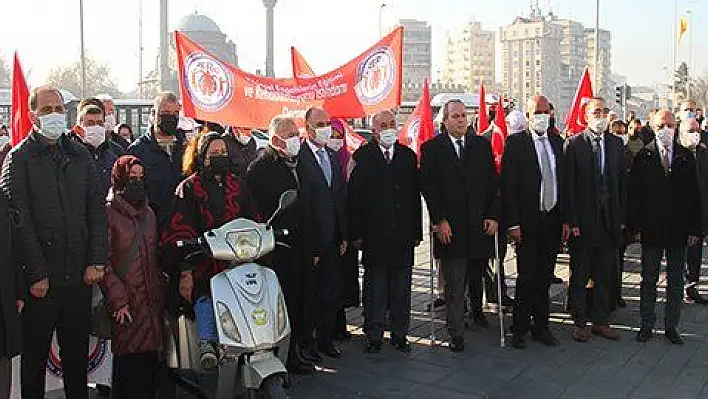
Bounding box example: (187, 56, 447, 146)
(37, 113, 67, 140)
(682, 110, 697, 121)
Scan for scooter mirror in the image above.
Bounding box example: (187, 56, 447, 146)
(267, 189, 298, 225)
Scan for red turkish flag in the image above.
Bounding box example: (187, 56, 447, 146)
(11, 52, 32, 146)
(491, 96, 508, 173)
(565, 67, 594, 136)
(399, 79, 433, 160)
(477, 83, 488, 134)
(290, 46, 316, 79)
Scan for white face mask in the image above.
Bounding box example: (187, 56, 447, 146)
(379, 128, 398, 148)
(104, 114, 117, 131)
(680, 131, 701, 149)
(587, 116, 609, 133)
(313, 126, 332, 145)
(326, 138, 344, 152)
(681, 110, 697, 121)
(83, 125, 106, 148)
(0, 136, 9, 148)
(274, 135, 301, 158)
(237, 134, 252, 145)
(37, 112, 67, 140)
(528, 114, 549, 134)
(656, 127, 674, 147)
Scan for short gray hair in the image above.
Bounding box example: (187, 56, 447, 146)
(152, 92, 179, 113)
(268, 115, 296, 137)
(442, 99, 465, 121)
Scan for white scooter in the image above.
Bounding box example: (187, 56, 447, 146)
(166, 190, 297, 399)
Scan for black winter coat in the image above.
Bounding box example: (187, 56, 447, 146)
(0, 192, 22, 358)
(349, 142, 422, 269)
(1, 132, 107, 287)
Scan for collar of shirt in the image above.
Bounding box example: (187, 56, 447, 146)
(306, 139, 327, 168)
(379, 143, 395, 158)
(656, 139, 673, 156)
(530, 129, 549, 142)
(447, 133, 465, 154)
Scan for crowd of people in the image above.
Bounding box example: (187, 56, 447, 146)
(0, 84, 705, 398)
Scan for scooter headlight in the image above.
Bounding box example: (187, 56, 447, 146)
(216, 301, 241, 343)
(226, 229, 261, 262)
(277, 293, 287, 337)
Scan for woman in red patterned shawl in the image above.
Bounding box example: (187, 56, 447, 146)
(160, 130, 260, 370)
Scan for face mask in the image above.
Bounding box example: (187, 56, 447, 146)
(157, 114, 179, 135)
(313, 126, 332, 145)
(0, 136, 9, 148)
(379, 129, 398, 148)
(83, 125, 106, 148)
(237, 135, 252, 145)
(326, 138, 344, 152)
(37, 113, 67, 140)
(657, 127, 674, 147)
(529, 114, 549, 134)
(587, 116, 609, 134)
(274, 136, 301, 158)
(681, 131, 701, 148)
(681, 111, 696, 121)
(104, 114, 116, 131)
(122, 178, 147, 206)
(207, 154, 229, 174)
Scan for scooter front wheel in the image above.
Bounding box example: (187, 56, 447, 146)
(260, 374, 288, 399)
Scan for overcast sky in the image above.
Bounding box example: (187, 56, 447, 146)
(2, 0, 705, 94)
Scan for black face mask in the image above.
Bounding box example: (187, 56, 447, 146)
(122, 179, 147, 206)
(208, 155, 229, 175)
(157, 114, 179, 135)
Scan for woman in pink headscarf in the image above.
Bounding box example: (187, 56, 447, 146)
(326, 118, 360, 340)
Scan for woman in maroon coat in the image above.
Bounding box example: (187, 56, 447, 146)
(100, 155, 166, 399)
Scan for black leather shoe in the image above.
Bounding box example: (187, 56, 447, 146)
(665, 328, 684, 345)
(551, 275, 564, 284)
(391, 337, 412, 354)
(636, 328, 652, 343)
(333, 330, 352, 341)
(474, 315, 490, 329)
(320, 344, 343, 358)
(531, 330, 559, 347)
(450, 336, 465, 353)
(300, 347, 322, 364)
(686, 286, 708, 304)
(617, 297, 627, 308)
(364, 340, 382, 354)
(511, 334, 526, 349)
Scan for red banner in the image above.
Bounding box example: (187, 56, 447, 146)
(176, 27, 403, 129)
(565, 67, 594, 136)
(399, 79, 433, 159)
(291, 46, 316, 79)
(11, 52, 31, 146)
(491, 96, 508, 173)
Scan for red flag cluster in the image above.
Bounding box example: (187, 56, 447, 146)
(399, 79, 433, 159)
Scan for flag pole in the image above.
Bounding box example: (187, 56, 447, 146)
(429, 226, 437, 347)
(495, 232, 505, 347)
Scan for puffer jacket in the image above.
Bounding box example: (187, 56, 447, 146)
(100, 189, 166, 356)
(0, 131, 107, 287)
(68, 133, 124, 199)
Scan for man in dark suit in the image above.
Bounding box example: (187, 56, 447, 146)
(297, 107, 348, 358)
(565, 97, 626, 343)
(349, 110, 422, 354)
(501, 95, 564, 349)
(421, 99, 500, 353)
(629, 109, 701, 344)
(677, 118, 708, 304)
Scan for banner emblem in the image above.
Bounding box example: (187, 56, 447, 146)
(355, 47, 395, 105)
(184, 53, 234, 112)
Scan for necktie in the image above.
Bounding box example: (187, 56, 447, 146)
(384, 149, 391, 164)
(661, 148, 670, 173)
(593, 137, 603, 175)
(456, 139, 464, 159)
(538, 136, 554, 212)
(317, 148, 332, 187)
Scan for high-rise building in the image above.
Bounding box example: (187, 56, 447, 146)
(500, 16, 563, 114)
(442, 21, 496, 92)
(399, 19, 432, 87)
(585, 28, 612, 103)
(553, 19, 587, 116)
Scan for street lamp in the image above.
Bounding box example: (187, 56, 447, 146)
(379, 3, 387, 38)
(263, 0, 277, 77)
(594, 0, 599, 87)
(79, 0, 87, 97)
(686, 8, 693, 100)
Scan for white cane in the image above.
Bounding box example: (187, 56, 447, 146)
(429, 227, 437, 347)
(495, 232, 506, 348)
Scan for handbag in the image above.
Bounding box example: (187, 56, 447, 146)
(91, 217, 146, 339)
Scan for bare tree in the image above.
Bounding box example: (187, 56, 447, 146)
(45, 58, 122, 99)
(693, 74, 708, 109)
